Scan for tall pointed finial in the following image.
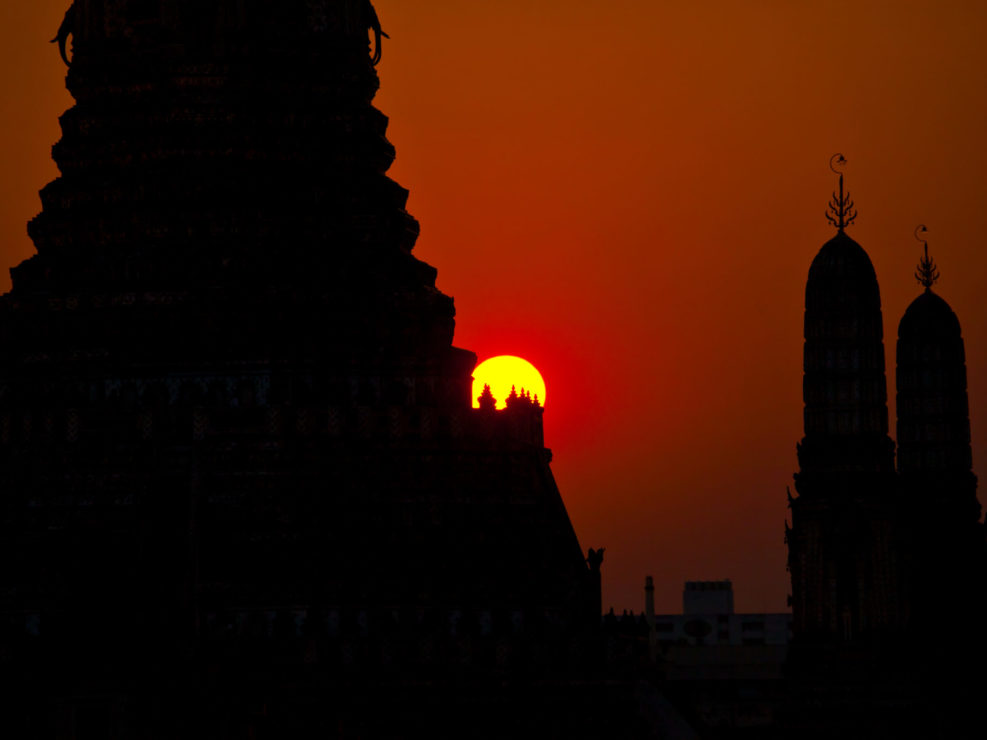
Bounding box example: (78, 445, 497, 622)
(914, 224, 940, 290)
(826, 153, 858, 231)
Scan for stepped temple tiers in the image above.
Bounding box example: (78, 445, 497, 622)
(0, 3, 607, 736)
(788, 156, 902, 644)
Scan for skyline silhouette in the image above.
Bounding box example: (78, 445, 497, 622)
(1, 0, 986, 619)
(0, 3, 983, 736)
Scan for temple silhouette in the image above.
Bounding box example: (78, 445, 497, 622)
(1, 4, 985, 738)
(598, 162, 987, 737)
(783, 159, 986, 737)
(0, 2, 613, 736)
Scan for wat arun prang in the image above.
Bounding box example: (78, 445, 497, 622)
(0, 3, 609, 736)
(785, 159, 987, 736)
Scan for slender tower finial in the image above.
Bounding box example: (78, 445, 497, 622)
(826, 153, 858, 232)
(914, 224, 940, 290)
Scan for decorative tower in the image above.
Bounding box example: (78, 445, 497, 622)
(896, 227, 983, 630)
(0, 3, 600, 735)
(788, 156, 903, 644)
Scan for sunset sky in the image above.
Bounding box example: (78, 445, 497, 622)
(2, 1, 986, 614)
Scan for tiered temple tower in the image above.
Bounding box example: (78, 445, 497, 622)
(896, 232, 983, 630)
(785, 177, 987, 734)
(0, 2, 601, 735)
(788, 158, 904, 643)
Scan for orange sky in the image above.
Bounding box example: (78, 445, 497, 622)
(2, 1, 987, 614)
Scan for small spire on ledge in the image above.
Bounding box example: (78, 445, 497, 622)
(826, 153, 858, 232)
(914, 224, 940, 290)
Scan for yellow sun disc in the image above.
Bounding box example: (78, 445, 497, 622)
(472, 356, 546, 410)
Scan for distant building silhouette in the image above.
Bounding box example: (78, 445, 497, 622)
(605, 579, 791, 736)
(654, 580, 790, 649)
(682, 579, 735, 617)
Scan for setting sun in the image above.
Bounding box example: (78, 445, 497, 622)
(472, 355, 546, 410)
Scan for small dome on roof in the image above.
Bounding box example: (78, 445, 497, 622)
(898, 289, 962, 340)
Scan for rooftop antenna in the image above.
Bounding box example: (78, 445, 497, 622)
(826, 153, 858, 232)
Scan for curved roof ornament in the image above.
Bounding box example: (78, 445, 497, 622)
(914, 224, 940, 290)
(825, 153, 858, 232)
(51, 2, 76, 67)
(366, 0, 390, 66)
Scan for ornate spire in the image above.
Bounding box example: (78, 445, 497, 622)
(825, 153, 858, 231)
(914, 224, 940, 290)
